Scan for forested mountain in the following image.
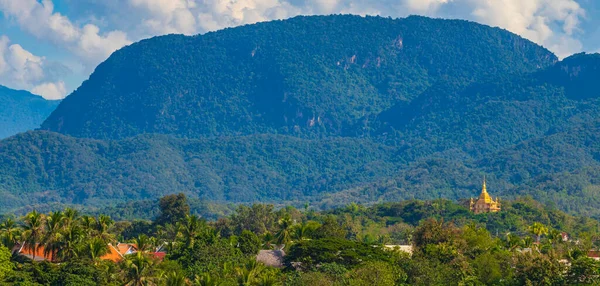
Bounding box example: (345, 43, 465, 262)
(41, 15, 555, 139)
(2, 15, 600, 218)
(0, 85, 60, 139)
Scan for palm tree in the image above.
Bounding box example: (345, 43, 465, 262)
(134, 234, 154, 253)
(62, 208, 79, 228)
(0, 218, 22, 250)
(22, 210, 45, 261)
(235, 260, 264, 286)
(61, 223, 84, 260)
(123, 251, 155, 286)
(80, 215, 96, 237)
(291, 221, 320, 241)
(42, 211, 65, 260)
(529, 222, 549, 243)
(86, 237, 109, 264)
(95, 215, 115, 243)
(162, 271, 188, 286)
(195, 273, 221, 286)
(255, 272, 282, 286)
(180, 215, 204, 248)
(275, 217, 293, 247)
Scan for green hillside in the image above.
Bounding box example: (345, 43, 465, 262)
(0, 85, 60, 139)
(3, 16, 600, 218)
(41, 15, 555, 139)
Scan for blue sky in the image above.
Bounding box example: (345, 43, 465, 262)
(0, 0, 599, 99)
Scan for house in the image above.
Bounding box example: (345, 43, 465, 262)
(13, 243, 55, 262)
(101, 244, 126, 263)
(14, 241, 165, 263)
(383, 245, 413, 255)
(100, 243, 137, 262)
(256, 249, 285, 268)
(470, 178, 501, 214)
(588, 250, 600, 261)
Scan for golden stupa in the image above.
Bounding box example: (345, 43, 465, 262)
(470, 177, 501, 214)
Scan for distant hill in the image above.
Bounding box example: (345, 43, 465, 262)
(41, 15, 556, 139)
(4, 15, 600, 218)
(0, 85, 60, 139)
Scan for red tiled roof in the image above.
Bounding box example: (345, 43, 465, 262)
(16, 244, 55, 262)
(152, 252, 166, 261)
(101, 244, 124, 263)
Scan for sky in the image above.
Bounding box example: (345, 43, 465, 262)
(0, 0, 599, 100)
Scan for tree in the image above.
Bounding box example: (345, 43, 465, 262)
(123, 251, 155, 286)
(275, 216, 294, 247)
(42, 211, 65, 261)
(348, 261, 400, 286)
(86, 237, 109, 264)
(0, 218, 21, 250)
(566, 257, 600, 285)
(238, 230, 261, 255)
(156, 194, 190, 226)
(22, 210, 45, 261)
(0, 245, 13, 280)
(529, 222, 549, 243)
(314, 216, 346, 239)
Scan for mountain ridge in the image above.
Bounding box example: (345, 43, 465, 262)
(4, 15, 600, 218)
(0, 85, 60, 139)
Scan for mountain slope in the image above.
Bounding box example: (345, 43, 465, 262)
(0, 131, 400, 212)
(0, 86, 60, 139)
(5, 16, 600, 218)
(41, 15, 556, 139)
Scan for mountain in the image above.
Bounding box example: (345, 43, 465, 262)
(4, 15, 600, 218)
(0, 85, 60, 139)
(41, 15, 556, 139)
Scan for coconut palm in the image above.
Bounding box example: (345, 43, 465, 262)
(96, 215, 115, 243)
(22, 210, 45, 261)
(42, 211, 65, 260)
(0, 218, 21, 250)
(162, 271, 188, 286)
(80, 215, 96, 237)
(291, 221, 321, 241)
(529, 222, 549, 243)
(85, 237, 109, 265)
(123, 251, 155, 286)
(134, 234, 154, 253)
(61, 223, 84, 260)
(195, 273, 221, 286)
(62, 208, 79, 228)
(180, 215, 204, 248)
(274, 217, 293, 247)
(235, 260, 264, 286)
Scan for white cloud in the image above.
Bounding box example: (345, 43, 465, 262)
(0, 0, 131, 67)
(462, 0, 584, 58)
(31, 81, 67, 100)
(0, 35, 68, 99)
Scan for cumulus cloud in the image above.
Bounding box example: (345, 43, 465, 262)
(31, 81, 67, 100)
(0, 0, 131, 67)
(462, 0, 584, 58)
(0, 35, 69, 99)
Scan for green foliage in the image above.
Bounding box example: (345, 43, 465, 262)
(238, 230, 261, 256)
(0, 245, 12, 280)
(2, 197, 600, 285)
(156, 193, 190, 226)
(285, 238, 394, 268)
(42, 15, 553, 140)
(4, 16, 600, 224)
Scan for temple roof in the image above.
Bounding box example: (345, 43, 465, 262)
(478, 178, 493, 203)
